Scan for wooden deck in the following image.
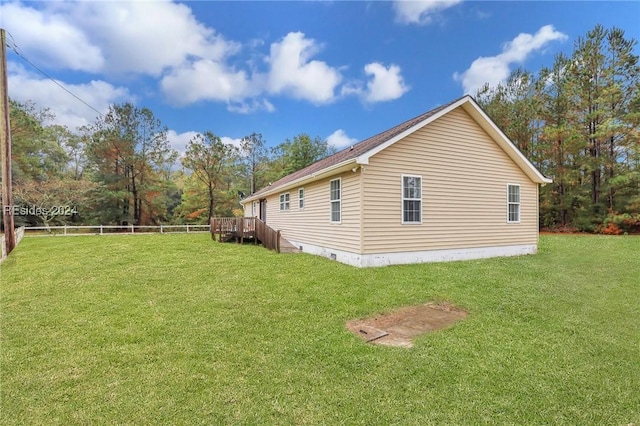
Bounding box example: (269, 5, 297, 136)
(210, 217, 300, 254)
(210, 217, 255, 243)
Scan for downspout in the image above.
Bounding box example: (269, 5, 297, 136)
(358, 165, 365, 260)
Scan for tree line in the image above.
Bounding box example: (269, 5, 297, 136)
(2, 25, 639, 233)
(476, 25, 639, 233)
(3, 101, 334, 229)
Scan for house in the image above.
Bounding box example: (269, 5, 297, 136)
(241, 95, 551, 267)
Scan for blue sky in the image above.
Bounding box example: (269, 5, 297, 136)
(2, 1, 639, 156)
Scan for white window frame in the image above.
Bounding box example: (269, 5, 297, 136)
(279, 192, 290, 211)
(298, 188, 305, 209)
(507, 184, 521, 223)
(402, 174, 422, 224)
(330, 178, 341, 223)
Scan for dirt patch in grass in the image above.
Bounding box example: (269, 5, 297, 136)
(346, 302, 467, 348)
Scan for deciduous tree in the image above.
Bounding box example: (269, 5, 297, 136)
(87, 103, 177, 225)
(272, 133, 334, 178)
(181, 131, 239, 220)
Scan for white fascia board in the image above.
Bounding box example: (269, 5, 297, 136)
(356, 95, 551, 185)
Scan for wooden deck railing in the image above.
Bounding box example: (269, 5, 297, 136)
(255, 217, 281, 253)
(210, 217, 255, 243)
(210, 217, 280, 253)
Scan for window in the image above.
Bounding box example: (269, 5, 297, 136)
(298, 188, 305, 209)
(402, 175, 422, 223)
(330, 179, 341, 223)
(279, 193, 290, 211)
(507, 184, 520, 223)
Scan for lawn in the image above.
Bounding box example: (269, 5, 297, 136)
(1, 234, 639, 425)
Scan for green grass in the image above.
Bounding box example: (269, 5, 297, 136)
(1, 234, 639, 425)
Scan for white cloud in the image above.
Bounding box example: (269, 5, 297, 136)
(454, 25, 568, 94)
(161, 31, 345, 107)
(75, 1, 239, 76)
(2, 2, 406, 113)
(0, 2, 104, 72)
(266, 32, 342, 104)
(8, 63, 130, 130)
(362, 63, 410, 103)
(57, 1, 238, 76)
(167, 130, 199, 157)
(161, 59, 252, 106)
(341, 63, 410, 103)
(326, 129, 358, 150)
(227, 99, 276, 114)
(2, 1, 239, 76)
(393, 0, 462, 25)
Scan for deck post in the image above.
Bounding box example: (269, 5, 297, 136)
(276, 230, 281, 253)
(213, 218, 218, 242)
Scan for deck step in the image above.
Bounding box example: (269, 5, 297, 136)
(279, 237, 301, 253)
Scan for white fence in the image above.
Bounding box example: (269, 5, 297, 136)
(23, 224, 210, 236)
(1, 226, 25, 263)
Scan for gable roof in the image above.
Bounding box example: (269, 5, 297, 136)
(243, 95, 551, 204)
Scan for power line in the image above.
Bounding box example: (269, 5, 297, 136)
(4, 30, 104, 118)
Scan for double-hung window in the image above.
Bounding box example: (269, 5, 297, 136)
(298, 188, 305, 209)
(507, 184, 520, 223)
(402, 175, 422, 223)
(279, 193, 290, 211)
(330, 179, 341, 223)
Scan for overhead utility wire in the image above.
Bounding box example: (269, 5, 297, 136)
(4, 30, 104, 118)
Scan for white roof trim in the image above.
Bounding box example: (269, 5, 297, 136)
(357, 95, 551, 184)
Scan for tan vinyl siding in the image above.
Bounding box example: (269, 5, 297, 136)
(243, 201, 257, 218)
(262, 171, 362, 253)
(362, 107, 539, 254)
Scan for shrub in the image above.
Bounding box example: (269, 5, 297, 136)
(598, 222, 624, 235)
(600, 211, 640, 234)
